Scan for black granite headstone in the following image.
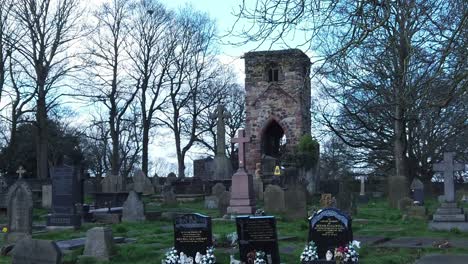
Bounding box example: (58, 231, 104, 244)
(47, 165, 82, 228)
(174, 213, 212, 258)
(236, 215, 280, 264)
(308, 208, 352, 260)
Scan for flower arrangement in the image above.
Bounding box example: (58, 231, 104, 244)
(199, 247, 216, 264)
(334, 240, 360, 263)
(162, 247, 216, 264)
(254, 250, 267, 264)
(300, 241, 319, 262)
(162, 247, 178, 264)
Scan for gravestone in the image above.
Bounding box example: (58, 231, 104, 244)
(204, 195, 219, 209)
(308, 208, 353, 260)
(162, 186, 177, 206)
(83, 227, 115, 261)
(174, 213, 212, 258)
(83, 179, 97, 195)
(42, 185, 52, 209)
(218, 191, 231, 215)
(47, 165, 81, 228)
(253, 178, 264, 201)
(0, 175, 10, 209)
(133, 169, 154, 195)
(264, 185, 285, 214)
(122, 190, 145, 222)
(410, 178, 424, 205)
(5, 172, 33, 244)
(193, 157, 215, 181)
(12, 238, 61, 264)
(429, 152, 468, 231)
(236, 215, 280, 264)
(284, 184, 307, 220)
(357, 176, 369, 203)
(166, 172, 178, 185)
(227, 129, 256, 214)
(211, 104, 233, 180)
(212, 183, 226, 197)
(101, 174, 124, 193)
(205, 183, 227, 209)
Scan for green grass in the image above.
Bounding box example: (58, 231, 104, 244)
(1, 197, 468, 263)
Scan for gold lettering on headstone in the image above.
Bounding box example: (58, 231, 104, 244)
(314, 218, 344, 237)
(176, 230, 208, 243)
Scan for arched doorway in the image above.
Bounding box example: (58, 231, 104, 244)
(261, 120, 286, 158)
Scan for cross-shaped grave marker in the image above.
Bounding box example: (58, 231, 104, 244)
(210, 104, 231, 156)
(232, 129, 250, 170)
(433, 152, 465, 202)
(16, 166, 26, 179)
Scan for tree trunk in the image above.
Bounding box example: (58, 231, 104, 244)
(36, 89, 48, 179)
(175, 132, 185, 178)
(142, 121, 150, 176)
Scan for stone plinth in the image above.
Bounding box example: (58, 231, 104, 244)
(227, 170, 256, 214)
(430, 202, 468, 231)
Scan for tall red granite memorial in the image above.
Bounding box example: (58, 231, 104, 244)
(227, 129, 256, 214)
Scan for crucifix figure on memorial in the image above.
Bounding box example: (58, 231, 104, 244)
(227, 128, 256, 214)
(16, 166, 26, 179)
(433, 152, 465, 203)
(209, 104, 233, 180)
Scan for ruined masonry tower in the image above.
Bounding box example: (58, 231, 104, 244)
(244, 49, 311, 174)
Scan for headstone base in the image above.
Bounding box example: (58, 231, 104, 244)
(47, 214, 81, 228)
(357, 194, 369, 204)
(429, 221, 468, 232)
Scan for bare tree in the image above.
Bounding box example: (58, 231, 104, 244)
(0, 0, 13, 103)
(83, 0, 138, 177)
(11, 0, 82, 179)
(158, 7, 221, 178)
(128, 0, 171, 176)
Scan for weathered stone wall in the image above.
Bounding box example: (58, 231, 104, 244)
(244, 49, 311, 174)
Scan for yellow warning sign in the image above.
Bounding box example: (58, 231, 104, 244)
(274, 166, 281, 176)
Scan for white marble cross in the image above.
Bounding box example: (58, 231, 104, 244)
(16, 166, 26, 179)
(433, 152, 465, 202)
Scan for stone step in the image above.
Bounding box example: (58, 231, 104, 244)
(433, 214, 466, 222)
(436, 208, 463, 215)
(440, 202, 458, 208)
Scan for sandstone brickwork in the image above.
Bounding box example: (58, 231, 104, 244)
(244, 49, 311, 174)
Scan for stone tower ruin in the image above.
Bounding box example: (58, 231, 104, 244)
(244, 49, 311, 175)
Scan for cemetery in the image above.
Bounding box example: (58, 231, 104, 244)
(0, 1, 466, 264)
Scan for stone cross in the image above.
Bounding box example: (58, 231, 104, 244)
(360, 176, 365, 196)
(16, 166, 26, 179)
(232, 129, 250, 170)
(210, 104, 231, 156)
(433, 152, 465, 202)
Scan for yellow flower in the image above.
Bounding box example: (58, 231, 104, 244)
(2, 227, 7, 233)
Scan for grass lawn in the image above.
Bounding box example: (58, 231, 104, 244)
(1, 197, 468, 263)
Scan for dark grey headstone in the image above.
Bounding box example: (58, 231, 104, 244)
(236, 215, 280, 264)
(6, 180, 33, 244)
(264, 185, 285, 214)
(12, 238, 61, 264)
(174, 213, 212, 258)
(47, 165, 81, 228)
(308, 208, 353, 259)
